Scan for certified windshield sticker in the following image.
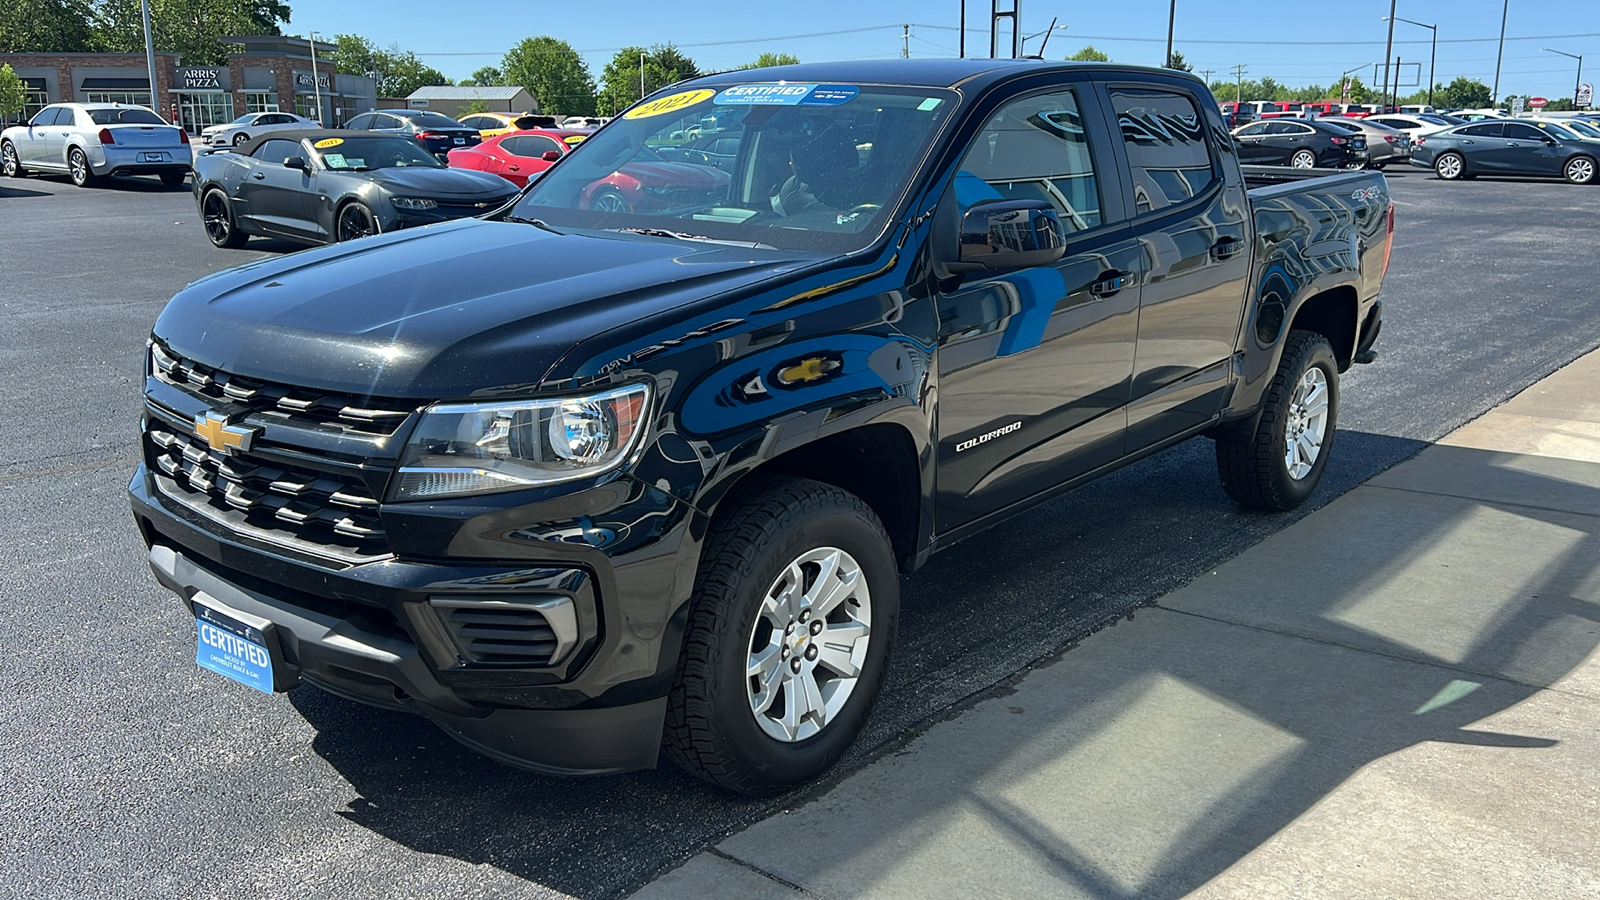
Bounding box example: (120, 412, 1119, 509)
(623, 89, 716, 120)
(714, 84, 860, 107)
(312, 137, 343, 148)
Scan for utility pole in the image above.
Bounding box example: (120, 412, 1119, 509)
(1165, 0, 1177, 69)
(640, 51, 645, 101)
(1200, 68, 1215, 86)
(1232, 64, 1247, 104)
(1380, 0, 1396, 113)
(903, 24, 911, 59)
(309, 31, 323, 126)
(140, 0, 158, 121)
(1493, 0, 1510, 103)
(959, 0, 966, 58)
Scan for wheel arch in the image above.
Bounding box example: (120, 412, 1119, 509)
(1287, 285, 1359, 371)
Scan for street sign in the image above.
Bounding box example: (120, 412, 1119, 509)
(1528, 96, 1549, 109)
(1512, 97, 1525, 115)
(1579, 83, 1594, 108)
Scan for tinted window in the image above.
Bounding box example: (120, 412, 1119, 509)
(372, 114, 402, 129)
(460, 116, 489, 130)
(1235, 122, 1270, 136)
(406, 112, 464, 129)
(87, 108, 165, 125)
(956, 89, 1102, 231)
(1458, 123, 1504, 137)
(345, 114, 373, 130)
(29, 107, 58, 126)
(1503, 123, 1546, 141)
(1111, 88, 1217, 215)
(504, 135, 561, 157)
(253, 139, 304, 165)
(311, 136, 444, 170)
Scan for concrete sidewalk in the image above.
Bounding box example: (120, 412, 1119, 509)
(636, 349, 1600, 899)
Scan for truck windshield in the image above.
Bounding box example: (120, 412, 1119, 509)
(509, 83, 958, 253)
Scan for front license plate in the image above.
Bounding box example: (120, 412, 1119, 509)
(194, 601, 274, 693)
(140, 151, 168, 162)
(453, 137, 465, 145)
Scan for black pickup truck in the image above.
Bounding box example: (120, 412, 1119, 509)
(131, 60, 1389, 794)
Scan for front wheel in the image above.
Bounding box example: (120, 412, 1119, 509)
(334, 202, 378, 242)
(1435, 152, 1465, 180)
(1215, 330, 1339, 511)
(1290, 149, 1317, 169)
(1564, 155, 1597, 185)
(2, 141, 25, 178)
(232, 132, 250, 146)
(68, 147, 98, 187)
(664, 477, 899, 795)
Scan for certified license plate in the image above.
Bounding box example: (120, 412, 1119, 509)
(194, 600, 274, 693)
(140, 151, 168, 162)
(453, 137, 465, 145)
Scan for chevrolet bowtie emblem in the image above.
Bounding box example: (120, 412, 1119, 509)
(194, 413, 255, 454)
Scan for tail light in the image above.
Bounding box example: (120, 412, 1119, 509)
(1381, 202, 1395, 279)
(98, 128, 114, 144)
(1384, 135, 1401, 143)
(178, 129, 189, 144)
(415, 131, 449, 141)
(1330, 136, 1348, 145)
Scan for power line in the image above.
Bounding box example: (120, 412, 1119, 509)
(910, 22, 1600, 48)
(415, 25, 905, 57)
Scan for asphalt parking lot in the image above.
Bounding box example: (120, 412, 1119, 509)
(3, 166, 1600, 899)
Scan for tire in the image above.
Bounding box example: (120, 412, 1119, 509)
(1215, 330, 1339, 511)
(1563, 155, 1597, 185)
(1435, 152, 1465, 180)
(590, 187, 631, 213)
(232, 132, 250, 146)
(1, 141, 25, 178)
(201, 188, 247, 248)
(334, 202, 378, 243)
(68, 147, 98, 187)
(159, 170, 187, 187)
(1290, 149, 1317, 169)
(664, 477, 900, 795)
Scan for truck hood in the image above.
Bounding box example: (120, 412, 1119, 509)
(154, 219, 818, 399)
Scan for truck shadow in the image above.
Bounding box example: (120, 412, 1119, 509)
(292, 429, 1600, 898)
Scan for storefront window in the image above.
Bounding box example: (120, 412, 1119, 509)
(176, 92, 236, 133)
(294, 94, 323, 124)
(242, 92, 280, 113)
(84, 91, 152, 107)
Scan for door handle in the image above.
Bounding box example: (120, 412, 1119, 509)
(251, 172, 265, 179)
(508, 164, 520, 171)
(1462, 140, 1474, 145)
(1210, 236, 1241, 261)
(1089, 270, 1130, 298)
(1506, 142, 1521, 147)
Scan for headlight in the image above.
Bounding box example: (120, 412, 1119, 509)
(392, 383, 650, 500)
(392, 197, 438, 210)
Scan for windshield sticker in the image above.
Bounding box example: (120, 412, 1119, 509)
(313, 137, 343, 148)
(917, 98, 942, 112)
(623, 89, 717, 120)
(714, 83, 860, 107)
(563, 134, 587, 144)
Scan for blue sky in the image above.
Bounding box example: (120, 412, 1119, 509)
(288, 0, 1598, 99)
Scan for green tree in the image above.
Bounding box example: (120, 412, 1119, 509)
(1165, 50, 1193, 73)
(1544, 97, 1577, 112)
(92, 0, 292, 64)
(0, 64, 28, 123)
(459, 98, 488, 115)
(738, 52, 800, 70)
(459, 65, 505, 87)
(1067, 45, 1109, 62)
(502, 36, 595, 115)
(0, 0, 97, 52)
(597, 44, 701, 116)
(1435, 77, 1492, 109)
(333, 34, 447, 97)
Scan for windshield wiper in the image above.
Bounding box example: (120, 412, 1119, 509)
(607, 227, 775, 249)
(503, 215, 564, 234)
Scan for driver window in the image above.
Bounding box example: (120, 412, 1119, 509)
(253, 139, 302, 165)
(955, 89, 1102, 231)
(1503, 123, 1544, 141)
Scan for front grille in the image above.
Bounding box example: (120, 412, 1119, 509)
(147, 423, 390, 558)
(439, 604, 561, 665)
(151, 343, 416, 436)
(434, 197, 514, 214)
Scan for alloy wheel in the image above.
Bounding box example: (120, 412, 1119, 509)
(1565, 157, 1595, 184)
(2, 144, 16, 177)
(203, 192, 230, 243)
(744, 546, 873, 743)
(592, 190, 629, 213)
(336, 205, 375, 241)
(69, 149, 88, 185)
(1436, 154, 1463, 179)
(1291, 150, 1316, 169)
(1283, 367, 1330, 480)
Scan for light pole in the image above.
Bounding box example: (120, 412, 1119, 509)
(1166, 0, 1177, 69)
(140, 0, 159, 120)
(1380, 0, 1396, 112)
(1543, 48, 1583, 108)
(308, 31, 324, 126)
(1384, 15, 1437, 108)
(1020, 21, 1065, 57)
(1493, 0, 1510, 104)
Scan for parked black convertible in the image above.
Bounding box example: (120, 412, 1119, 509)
(193, 130, 518, 248)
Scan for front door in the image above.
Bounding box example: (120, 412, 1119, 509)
(237, 139, 316, 238)
(1105, 84, 1251, 446)
(1497, 122, 1564, 175)
(934, 86, 1140, 532)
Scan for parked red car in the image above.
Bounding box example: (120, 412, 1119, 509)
(577, 145, 732, 214)
(446, 128, 593, 188)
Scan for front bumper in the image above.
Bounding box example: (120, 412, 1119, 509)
(130, 455, 701, 775)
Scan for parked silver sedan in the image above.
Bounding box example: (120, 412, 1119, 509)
(1320, 117, 1412, 169)
(1, 103, 190, 187)
(200, 111, 317, 147)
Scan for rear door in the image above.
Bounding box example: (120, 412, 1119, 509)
(1104, 81, 1251, 446)
(934, 82, 1141, 531)
(1231, 121, 1274, 163)
(1453, 122, 1507, 170)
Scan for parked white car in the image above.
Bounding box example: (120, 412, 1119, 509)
(200, 111, 317, 147)
(1, 103, 190, 187)
(1364, 113, 1461, 146)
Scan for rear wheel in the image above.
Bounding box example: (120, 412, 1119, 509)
(68, 147, 98, 187)
(1435, 152, 1465, 180)
(664, 477, 899, 795)
(202, 189, 247, 248)
(1215, 330, 1339, 511)
(334, 202, 378, 243)
(591, 187, 631, 213)
(1, 141, 25, 178)
(1290, 149, 1317, 169)
(1563, 155, 1597, 185)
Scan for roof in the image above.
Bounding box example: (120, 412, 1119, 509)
(407, 85, 529, 101)
(225, 129, 423, 157)
(689, 58, 1200, 91)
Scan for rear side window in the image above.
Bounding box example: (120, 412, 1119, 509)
(1459, 123, 1504, 137)
(409, 112, 464, 129)
(502, 135, 561, 158)
(1502, 123, 1545, 141)
(1110, 88, 1218, 215)
(955, 89, 1103, 231)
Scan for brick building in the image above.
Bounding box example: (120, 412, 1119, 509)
(2, 35, 376, 132)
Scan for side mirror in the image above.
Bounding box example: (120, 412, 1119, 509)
(285, 156, 308, 171)
(1546, 137, 1560, 146)
(541, 150, 562, 161)
(955, 200, 1068, 271)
